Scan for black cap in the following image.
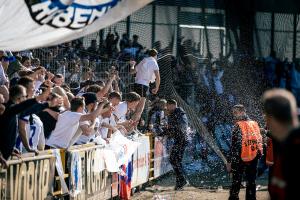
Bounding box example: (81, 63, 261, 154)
(82, 92, 97, 106)
(70, 82, 80, 95)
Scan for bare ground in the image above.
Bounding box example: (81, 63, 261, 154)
(132, 173, 269, 200)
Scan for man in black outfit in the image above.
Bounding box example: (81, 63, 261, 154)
(0, 82, 53, 163)
(165, 99, 188, 190)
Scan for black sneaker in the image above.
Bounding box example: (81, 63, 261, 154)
(174, 180, 188, 191)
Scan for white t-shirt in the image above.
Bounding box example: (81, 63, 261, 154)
(20, 50, 33, 58)
(34, 80, 43, 95)
(113, 102, 128, 123)
(68, 73, 80, 82)
(16, 114, 45, 152)
(123, 47, 139, 57)
(76, 88, 86, 97)
(46, 111, 82, 148)
(135, 57, 159, 86)
(0, 64, 8, 85)
(98, 115, 116, 139)
(76, 117, 100, 144)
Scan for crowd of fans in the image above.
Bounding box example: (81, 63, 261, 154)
(0, 40, 162, 167)
(168, 43, 300, 197)
(3, 31, 162, 98)
(263, 50, 300, 105)
(25, 29, 148, 82)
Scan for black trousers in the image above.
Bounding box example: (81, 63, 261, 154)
(169, 139, 187, 184)
(133, 83, 149, 98)
(229, 157, 258, 200)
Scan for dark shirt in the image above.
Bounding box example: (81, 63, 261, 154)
(132, 41, 143, 52)
(269, 127, 300, 200)
(37, 107, 60, 139)
(105, 34, 119, 57)
(148, 106, 166, 136)
(120, 38, 129, 51)
(166, 107, 188, 141)
(0, 99, 49, 159)
(87, 46, 98, 61)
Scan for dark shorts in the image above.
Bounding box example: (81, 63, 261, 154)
(44, 145, 53, 150)
(134, 83, 149, 97)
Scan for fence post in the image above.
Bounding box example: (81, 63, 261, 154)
(152, 3, 156, 48)
(126, 16, 131, 37)
(293, 13, 297, 61)
(176, 6, 181, 57)
(270, 12, 275, 53)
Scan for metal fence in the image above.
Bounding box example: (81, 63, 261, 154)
(20, 4, 300, 71)
(32, 47, 134, 94)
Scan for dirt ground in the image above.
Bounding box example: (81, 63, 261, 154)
(132, 174, 269, 200)
(132, 186, 269, 200)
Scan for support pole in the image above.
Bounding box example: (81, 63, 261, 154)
(126, 16, 131, 37)
(293, 13, 297, 61)
(270, 12, 275, 53)
(152, 4, 156, 47)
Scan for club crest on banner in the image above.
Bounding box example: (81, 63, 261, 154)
(24, 0, 121, 29)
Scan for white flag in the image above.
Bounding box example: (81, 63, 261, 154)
(0, 0, 152, 51)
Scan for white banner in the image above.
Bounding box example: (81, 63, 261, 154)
(0, 0, 152, 51)
(103, 130, 140, 172)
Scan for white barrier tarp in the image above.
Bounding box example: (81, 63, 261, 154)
(0, 0, 152, 51)
(93, 148, 106, 172)
(69, 152, 82, 197)
(131, 135, 150, 188)
(103, 131, 140, 172)
(154, 137, 173, 178)
(53, 149, 69, 194)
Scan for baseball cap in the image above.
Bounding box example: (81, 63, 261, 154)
(82, 92, 97, 106)
(70, 82, 80, 95)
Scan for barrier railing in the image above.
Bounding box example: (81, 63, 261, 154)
(67, 144, 117, 200)
(0, 134, 172, 200)
(0, 151, 56, 200)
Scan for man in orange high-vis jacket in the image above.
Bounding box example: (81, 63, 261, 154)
(227, 105, 263, 200)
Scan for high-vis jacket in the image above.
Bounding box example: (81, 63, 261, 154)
(236, 120, 263, 162)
